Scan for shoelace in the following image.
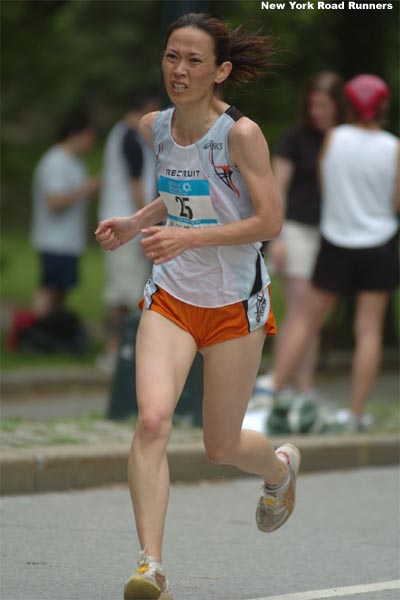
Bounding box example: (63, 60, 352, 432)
(260, 485, 282, 507)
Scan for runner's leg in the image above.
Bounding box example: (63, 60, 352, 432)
(129, 308, 197, 562)
(202, 327, 286, 485)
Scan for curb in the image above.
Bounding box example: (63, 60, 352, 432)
(1, 434, 398, 496)
(1, 367, 111, 397)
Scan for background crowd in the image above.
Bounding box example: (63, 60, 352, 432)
(2, 0, 399, 433)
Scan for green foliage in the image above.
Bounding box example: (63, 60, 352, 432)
(1, 5, 398, 311)
(1, 417, 22, 433)
(1, 0, 399, 366)
(2, 0, 399, 233)
(2, 0, 162, 123)
(2, 0, 163, 230)
(1, 344, 101, 371)
(212, 0, 399, 142)
(0, 232, 286, 327)
(1, 231, 105, 369)
(1, 233, 105, 322)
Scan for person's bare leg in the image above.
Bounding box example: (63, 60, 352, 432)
(202, 327, 286, 485)
(129, 309, 197, 562)
(104, 305, 130, 353)
(33, 288, 65, 316)
(274, 286, 338, 392)
(351, 291, 390, 418)
(274, 277, 319, 393)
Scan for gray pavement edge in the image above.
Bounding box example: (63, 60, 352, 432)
(1, 434, 399, 496)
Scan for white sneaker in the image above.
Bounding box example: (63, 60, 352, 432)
(96, 350, 117, 375)
(335, 409, 374, 432)
(248, 373, 276, 409)
(256, 443, 301, 533)
(124, 549, 173, 600)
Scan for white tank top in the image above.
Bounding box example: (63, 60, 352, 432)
(320, 124, 398, 248)
(151, 106, 270, 308)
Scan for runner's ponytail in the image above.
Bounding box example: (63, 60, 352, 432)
(228, 25, 274, 85)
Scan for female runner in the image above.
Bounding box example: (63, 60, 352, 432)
(96, 13, 301, 600)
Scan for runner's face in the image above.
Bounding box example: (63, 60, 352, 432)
(162, 26, 227, 105)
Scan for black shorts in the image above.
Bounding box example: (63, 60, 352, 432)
(312, 233, 399, 295)
(39, 252, 79, 291)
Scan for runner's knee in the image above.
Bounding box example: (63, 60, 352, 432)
(136, 411, 173, 441)
(204, 437, 238, 465)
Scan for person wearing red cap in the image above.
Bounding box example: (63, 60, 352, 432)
(272, 74, 399, 431)
(344, 74, 391, 123)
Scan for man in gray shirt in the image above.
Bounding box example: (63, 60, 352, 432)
(97, 95, 158, 370)
(31, 109, 99, 316)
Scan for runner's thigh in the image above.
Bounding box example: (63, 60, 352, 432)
(135, 309, 198, 417)
(202, 327, 265, 440)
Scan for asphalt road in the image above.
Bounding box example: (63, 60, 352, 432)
(1, 467, 399, 600)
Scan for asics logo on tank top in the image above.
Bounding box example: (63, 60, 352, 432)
(203, 140, 223, 150)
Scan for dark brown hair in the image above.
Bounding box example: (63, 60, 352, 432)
(164, 13, 274, 86)
(56, 106, 92, 142)
(300, 70, 346, 128)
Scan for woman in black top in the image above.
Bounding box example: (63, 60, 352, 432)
(267, 71, 345, 395)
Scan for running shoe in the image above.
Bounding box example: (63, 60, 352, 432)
(124, 549, 173, 600)
(256, 443, 301, 533)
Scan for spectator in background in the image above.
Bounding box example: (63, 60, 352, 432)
(97, 94, 159, 371)
(273, 74, 399, 430)
(31, 108, 99, 317)
(266, 71, 346, 396)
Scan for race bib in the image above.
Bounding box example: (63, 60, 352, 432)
(158, 175, 218, 228)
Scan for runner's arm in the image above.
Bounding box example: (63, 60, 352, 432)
(189, 117, 282, 247)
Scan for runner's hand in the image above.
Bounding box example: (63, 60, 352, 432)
(95, 217, 141, 251)
(141, 226, 192, 264)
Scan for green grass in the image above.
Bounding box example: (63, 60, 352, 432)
(0, 413, 137, 449)
(0, 233, 286, 370)
(1, 233, 106, 323)
(1, 234, 287, 325)
(0, 398, 397, 450)
(1, 233, 106, 369)
(365, 401, 400, 434)
(0, 340, 102, 370)
(2, 233, 395, 372)
(0, 417, 22, 433)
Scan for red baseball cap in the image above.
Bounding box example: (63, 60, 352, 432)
(344, 74, 390, 122)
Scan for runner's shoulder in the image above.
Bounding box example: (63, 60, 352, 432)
(139, 111, 160, 146)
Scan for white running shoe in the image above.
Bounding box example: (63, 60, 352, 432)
(124, 549, 173, 600)
(256, 443, 301, 533)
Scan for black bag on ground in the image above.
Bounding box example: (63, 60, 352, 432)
(19, 309, 88, 356)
